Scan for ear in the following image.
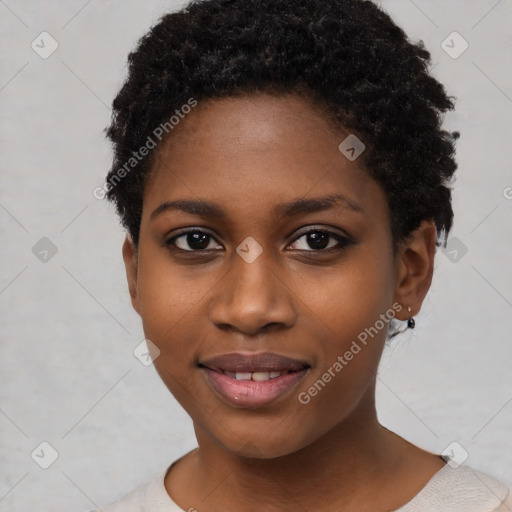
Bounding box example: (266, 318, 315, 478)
(122, 233, 141, 316)
(393, 220, 437, 320)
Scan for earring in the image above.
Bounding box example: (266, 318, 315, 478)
(407, 306, 415, 329)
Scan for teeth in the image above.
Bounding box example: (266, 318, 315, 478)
(252, 371, 271, 381)
(226, 370, 290, 381)
(235, 372, 252, 380)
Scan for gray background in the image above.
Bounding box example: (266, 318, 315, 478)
(1, 1, 511, 510)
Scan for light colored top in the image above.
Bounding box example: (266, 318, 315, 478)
(85, 454, 512, 512)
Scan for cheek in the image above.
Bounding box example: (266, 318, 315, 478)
(135, 260, 210, 392)
(298, 291, 389, 410)
(136, 248, 215, 339)
(291, 253, 393, 404)
(295, 253, 394, 340)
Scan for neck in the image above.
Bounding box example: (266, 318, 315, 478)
(188, 384, 404, 511)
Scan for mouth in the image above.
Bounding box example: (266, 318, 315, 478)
(197, 351, 311, 408)
(198, 366, 305, 381)
(198, 351, 310, 374)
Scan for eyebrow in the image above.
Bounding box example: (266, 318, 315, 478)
(150, 193, 364, 221)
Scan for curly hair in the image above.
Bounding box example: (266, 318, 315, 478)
(104, 0, 459, 255)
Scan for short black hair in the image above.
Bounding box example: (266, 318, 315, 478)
(104, 0, 459, 254)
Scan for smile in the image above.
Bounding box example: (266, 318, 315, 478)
(200, 366, 310, 408)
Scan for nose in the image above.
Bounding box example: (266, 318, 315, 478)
(209, 248, 297, 336)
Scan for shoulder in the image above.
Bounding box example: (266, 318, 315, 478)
(440, 465, 511, 511)
(83, 484, 146, 512)
(82, 450, 197, 512)
(395, 464, 512, 512)
(82, 468, 168, 512)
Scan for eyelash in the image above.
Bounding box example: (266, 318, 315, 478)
(164, 227, 353, 255)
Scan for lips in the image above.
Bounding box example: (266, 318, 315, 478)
(201, 366, 309, 408)
(198, 351, 311, 408)
(198, 351, 310, 373)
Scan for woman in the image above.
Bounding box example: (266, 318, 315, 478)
(89, 0, 511, 510)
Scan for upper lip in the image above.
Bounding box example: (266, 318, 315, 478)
(199, 351, 310, 373)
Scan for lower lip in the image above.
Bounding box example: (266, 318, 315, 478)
(200, 367, 309, 408)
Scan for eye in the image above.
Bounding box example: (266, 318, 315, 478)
(165, 229, 222, 252)
(289, 229, 352, 252)
(165, 227, 353, 254)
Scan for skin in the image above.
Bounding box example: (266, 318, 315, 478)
(122, 92, 445, 512)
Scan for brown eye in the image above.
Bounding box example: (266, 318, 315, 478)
(289, 229, 352, 252)
(165, 229, 222, 252)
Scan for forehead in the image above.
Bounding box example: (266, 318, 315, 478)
(143, 93, 388, 226)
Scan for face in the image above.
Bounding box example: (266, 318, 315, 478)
(123, 92, 431, 458)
